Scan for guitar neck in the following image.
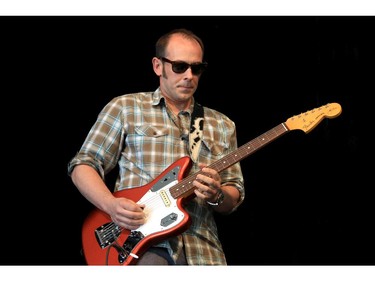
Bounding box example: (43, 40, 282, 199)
(170, 122, 289, 199)
(210, 122, 289, 172)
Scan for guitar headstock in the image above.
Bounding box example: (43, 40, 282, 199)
(285, 102, 342, 133)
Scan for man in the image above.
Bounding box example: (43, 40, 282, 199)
(68, 28, 245, 265)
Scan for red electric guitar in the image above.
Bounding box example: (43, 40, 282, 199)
(81, 102, 342, 265)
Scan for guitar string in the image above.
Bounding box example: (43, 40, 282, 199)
(100, 187, 180, 239)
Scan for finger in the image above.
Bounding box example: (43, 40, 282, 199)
(194, 187, 208, 198)
(196, 173, 214, 184)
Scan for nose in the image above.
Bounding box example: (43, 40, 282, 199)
(183, 67, 194, 79)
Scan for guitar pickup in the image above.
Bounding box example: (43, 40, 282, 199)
(159, 190, 171, 207)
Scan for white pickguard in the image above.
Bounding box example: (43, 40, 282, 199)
(134, 180, 185, 237)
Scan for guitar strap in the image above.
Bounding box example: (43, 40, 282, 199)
(189, 101, 204, 163)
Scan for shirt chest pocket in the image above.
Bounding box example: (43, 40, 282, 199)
(135, 125, 169, 138)
(131, 125, 171, 166)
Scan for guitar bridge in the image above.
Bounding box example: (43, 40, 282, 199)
(95, 222, 121, 249)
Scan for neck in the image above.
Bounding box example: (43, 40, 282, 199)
(164, 98, 192, 115)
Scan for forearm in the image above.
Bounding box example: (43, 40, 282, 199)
(71, 164, 115, 214)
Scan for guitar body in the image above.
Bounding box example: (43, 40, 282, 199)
(81, 156, 193, 265)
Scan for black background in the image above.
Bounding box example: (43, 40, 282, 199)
(1, 16, 374, 265)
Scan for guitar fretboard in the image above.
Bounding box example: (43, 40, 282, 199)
(169, 123, 289, 199)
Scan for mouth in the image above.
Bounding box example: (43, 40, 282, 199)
(178, 84, 194, 90)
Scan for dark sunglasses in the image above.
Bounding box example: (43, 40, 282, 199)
(159, 57, 208, 75)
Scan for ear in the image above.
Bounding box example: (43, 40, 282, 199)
(152, 57, 162, 76)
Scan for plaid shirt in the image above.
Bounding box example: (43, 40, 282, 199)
(68, 88, 245, 265)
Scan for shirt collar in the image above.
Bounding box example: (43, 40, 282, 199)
(152, 87, 195, 114)
(152, 87, 163, 106)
